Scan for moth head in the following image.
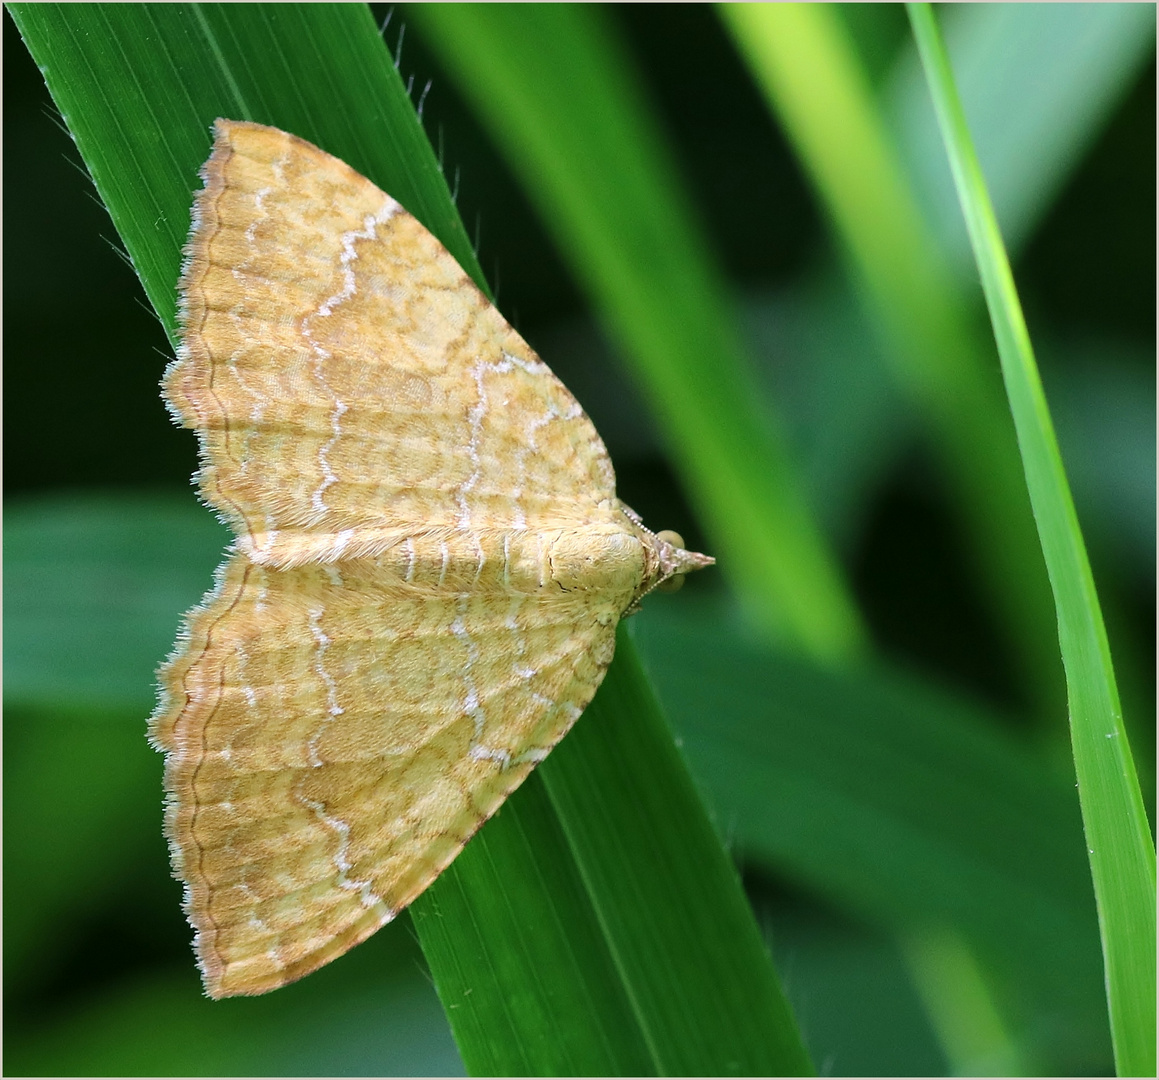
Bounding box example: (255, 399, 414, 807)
(652, 530, 715, 593)
(624, 518, 715, 613)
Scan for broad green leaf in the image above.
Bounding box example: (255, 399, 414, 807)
(3, 946, 463, 1077)
(5, 492, 231, 709)
(633, 599, 1112, 1072)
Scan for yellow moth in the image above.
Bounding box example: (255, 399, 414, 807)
(151, 119, 713, 998)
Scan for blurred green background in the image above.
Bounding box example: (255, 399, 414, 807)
(4, 4, 1154, 1075)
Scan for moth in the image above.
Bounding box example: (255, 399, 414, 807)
(150, 119, 713, 998)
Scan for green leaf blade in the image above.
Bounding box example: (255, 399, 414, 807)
(905, 5, 1156, 1074)
(544, 631, 814, 1075)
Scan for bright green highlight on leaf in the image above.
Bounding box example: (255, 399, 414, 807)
(718, 1, 1063, 723)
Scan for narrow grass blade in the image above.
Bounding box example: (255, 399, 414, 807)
(906, 6, 1156, 1074)
(9, 5, 808, 1073)
(409, 3, 864, 663)
(890, 3, 1157, 273)
(719, 2, 1063, 722)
